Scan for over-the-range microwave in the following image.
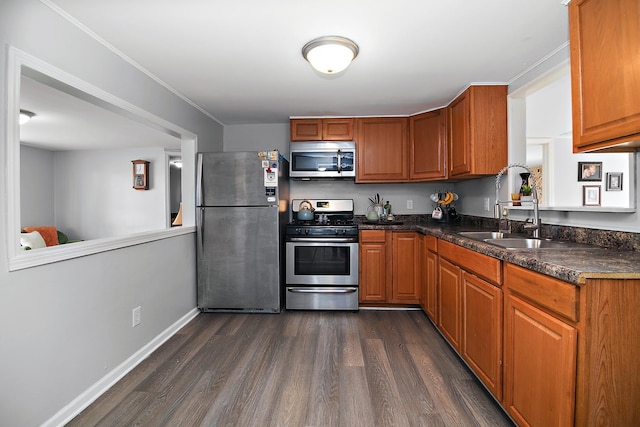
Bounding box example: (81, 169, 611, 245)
(289, 141, 356, 179)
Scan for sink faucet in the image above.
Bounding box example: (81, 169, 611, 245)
(498, 206, 511, 234)
(495, 163, 540, 238)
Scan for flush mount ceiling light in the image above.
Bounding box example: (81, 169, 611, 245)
(19, 110, 35, 125)
(302, 36, 359, 74)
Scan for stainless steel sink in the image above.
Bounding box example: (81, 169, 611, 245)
(458, 231, 526, 240)
(484, 238, 598, 250)
(458, 230, 600, 250)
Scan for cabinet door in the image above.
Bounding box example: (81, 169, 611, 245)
(504, 292, 577, 427)
(462, 272, 502, 400)
(424, 249, 438, 321)
(447, 86, 507, 178)
(391, 232, 420, 303)
(356, 117, 408, 182)
(437, 258, 461, 351)
(410, 109, 447, 180)
(448, 90, 471, 176)
(323, 118, 354, 140)
(570, 0, 640, 152)
(290, 119, 322, 141)
(418, 235, 427, 310)
(359, 242, 387, 302)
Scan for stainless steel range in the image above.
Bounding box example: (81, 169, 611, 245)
(285, 199, 358, 311)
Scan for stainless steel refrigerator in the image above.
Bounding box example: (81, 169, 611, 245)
(196, 151, 289, 312)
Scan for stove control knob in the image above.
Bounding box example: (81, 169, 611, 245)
(304, 229, 310, 235)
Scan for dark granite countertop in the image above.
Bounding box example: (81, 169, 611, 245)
(357, 215, 640, 285)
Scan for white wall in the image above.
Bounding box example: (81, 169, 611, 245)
(526, 72, 572, 138)
(21, 145, 55, 227)
(547, 137, 630, 208)
(290, 180, 445, 217)
(224, 123, 289, 154)
(0, 1, 223, 425)
(22, 146, 171, 240)
(54, 147, 168, 240)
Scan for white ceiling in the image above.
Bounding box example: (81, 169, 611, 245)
(42, 0, 569, 126)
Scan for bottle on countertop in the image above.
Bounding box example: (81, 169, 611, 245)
(384, 201, 391, 216)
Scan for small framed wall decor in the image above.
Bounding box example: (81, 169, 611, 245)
(132, 160, 149, 190)
(606, 172, 623, 191)
(583, 185, 601, 206)
(578, 161, 602, 181)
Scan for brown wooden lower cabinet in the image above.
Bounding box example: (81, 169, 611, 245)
(420, 235, 438, 320)
(462, 271, 503, 400)
(391, 231, 420, 303)
(437, 257, 461, 351)
(359, 230, 388, 302)
(503, 291, 576, 426)
(359, 230, 420, 304)
(426, 237, 640, 426)
(437, 240, 502, 366)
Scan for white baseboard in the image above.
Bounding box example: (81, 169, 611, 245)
(42, 308, 200, 427)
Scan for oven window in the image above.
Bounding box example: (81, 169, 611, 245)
(294, 246, 351, 275)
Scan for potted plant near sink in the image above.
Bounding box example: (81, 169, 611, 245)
(520, 185, 533, 206)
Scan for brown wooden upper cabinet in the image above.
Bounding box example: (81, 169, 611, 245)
(355, 117, 409, 182)
(569, 0, 640, 152)
(290, 118, 354, 141)
(447, 85, 507, 178)
(410, 109, 447, 180)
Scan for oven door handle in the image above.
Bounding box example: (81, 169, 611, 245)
(286, 237, 357, 243)
(287, 287, 358, 294)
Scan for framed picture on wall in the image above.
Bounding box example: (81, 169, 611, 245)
(606, 172, 623, 191)
(583, 185, 601, 206)
(578, 162, 602, 181)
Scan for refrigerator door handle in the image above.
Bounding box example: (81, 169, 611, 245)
(196, 154, 204, 206)
(198, 208, 204, 252)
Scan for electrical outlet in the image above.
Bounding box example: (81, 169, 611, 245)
(407, 199, 414, 210)
(132, 306, 141, 327)
(484, 197, 491, 211)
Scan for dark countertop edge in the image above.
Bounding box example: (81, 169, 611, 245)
(358, 221, 640, 285)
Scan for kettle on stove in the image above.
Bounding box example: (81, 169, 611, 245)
(297, 200, 315, 221)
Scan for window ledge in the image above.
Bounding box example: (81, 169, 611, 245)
(8, 226, 195, 271)
(509, 205, 636, 213)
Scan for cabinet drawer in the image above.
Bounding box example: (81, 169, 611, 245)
(439, 240, 501, 285)
(424, 234, 437, 253)
(504, 263, 579, 322)
(359, 230, 386, 243)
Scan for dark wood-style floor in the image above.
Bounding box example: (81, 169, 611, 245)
(69, 310, 514, 426)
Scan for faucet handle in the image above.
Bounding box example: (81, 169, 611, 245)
(525, 216, 541, 225)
